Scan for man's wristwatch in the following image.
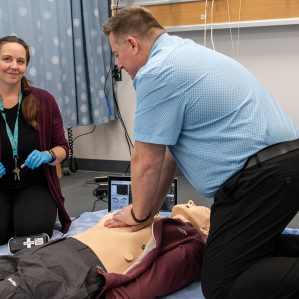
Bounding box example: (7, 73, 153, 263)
(131, 208, 151, 224)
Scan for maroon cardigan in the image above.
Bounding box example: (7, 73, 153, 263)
(32, 87, 71, 233)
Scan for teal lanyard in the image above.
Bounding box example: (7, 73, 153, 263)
(0, 91, 23, 159)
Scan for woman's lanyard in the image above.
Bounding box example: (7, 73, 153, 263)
(0, 90, 23, 180)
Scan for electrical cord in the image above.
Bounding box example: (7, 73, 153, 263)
(210, 0, 216, 51)
(92, 188, 108, 212)
(236, 0, 242, 60)
(91, 198, 101, 212)
(103, 49, 133, 173)
(227, 0, 236, 59)
(84, 180, 99, 184)
(67, 128, 78, 172)
(112, 85, 134, 151)
(206, 0, 242, 59)
(67, 126, 96, 172)
(203, 0, 208, 47)
(72, 125, 96, 143)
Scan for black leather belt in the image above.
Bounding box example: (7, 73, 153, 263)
(244, 139, 299, 169)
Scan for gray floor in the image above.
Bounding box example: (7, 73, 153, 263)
(61, 170, 299, 228)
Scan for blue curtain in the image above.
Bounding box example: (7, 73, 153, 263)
(0, 0, 114, 128)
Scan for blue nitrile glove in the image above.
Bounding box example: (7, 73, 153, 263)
(0, 162, 6, 178)
(24, 150, 52, 169)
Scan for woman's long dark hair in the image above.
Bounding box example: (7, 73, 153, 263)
(0, 36, 40, 130)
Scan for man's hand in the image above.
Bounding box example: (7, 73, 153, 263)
(104, 204, 153, 231)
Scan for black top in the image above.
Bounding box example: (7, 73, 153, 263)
(0, 102, 46, 191)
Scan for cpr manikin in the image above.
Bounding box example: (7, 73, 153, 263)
(0, 202, 210, 299)
(75, 200, 210, 273)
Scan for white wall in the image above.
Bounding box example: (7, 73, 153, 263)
(72, 25, 299, 161)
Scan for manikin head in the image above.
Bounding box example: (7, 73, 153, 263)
(172, 200, 210, 242)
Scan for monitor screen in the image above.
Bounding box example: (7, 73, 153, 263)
(108, 176, 177, 212)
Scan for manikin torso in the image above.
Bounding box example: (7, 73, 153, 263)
(74, 201, 210, 274)
(74, 213, 159, 274)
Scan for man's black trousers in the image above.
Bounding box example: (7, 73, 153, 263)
(201, 149, 299, 299)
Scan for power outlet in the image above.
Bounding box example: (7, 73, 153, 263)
(200, 14, 207, 20)
(112, 65, 122, 81)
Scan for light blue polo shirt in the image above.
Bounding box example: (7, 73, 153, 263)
(133, 33, 299, 198)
